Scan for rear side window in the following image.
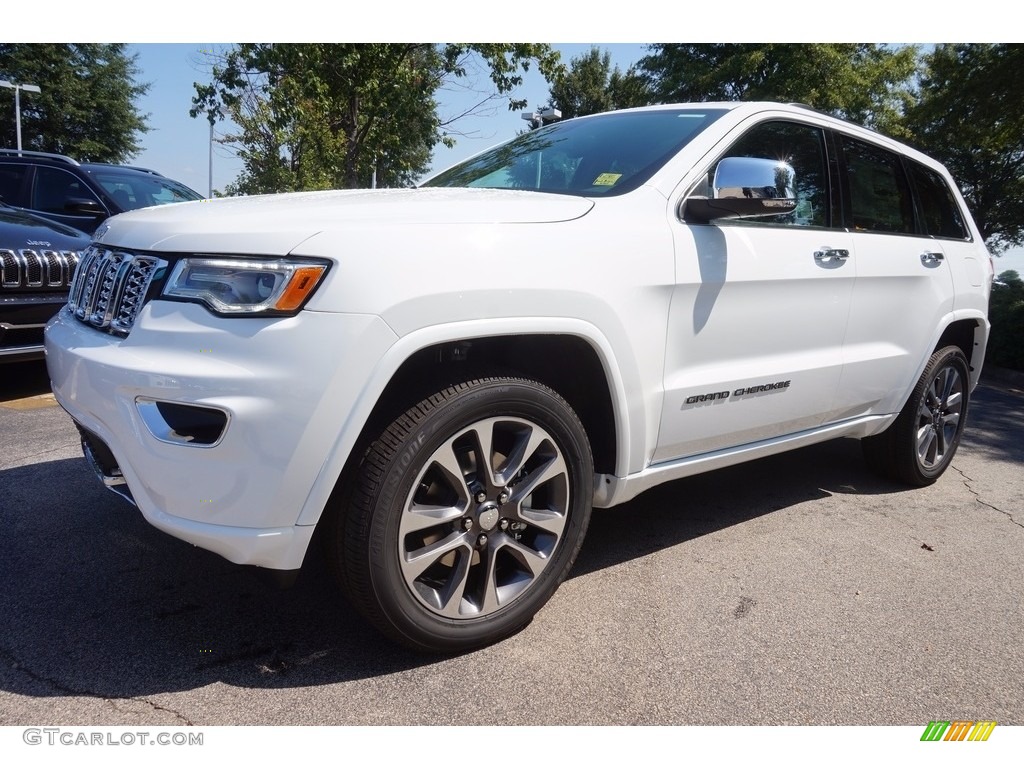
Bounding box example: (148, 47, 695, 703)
(842, 137, 914, 234)
(908, 162, 969, 240)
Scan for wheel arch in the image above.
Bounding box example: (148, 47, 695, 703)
(935, 315, 988, 391)
(296, 320, 632, 528)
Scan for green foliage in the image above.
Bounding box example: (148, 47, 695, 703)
(637, 44, 918, 136)
(546, 47, 651, 119)
(0, 44, 150, 163)
(905, 44, 1024, 254)
(446, 44, 562, 113)
(193, 44, 562, 194)
(988, 269, 1024, 371)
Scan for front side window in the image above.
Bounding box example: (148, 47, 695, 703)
(842, 137, 914, 234)
(712, 120, 831, 228)
(32, 167, 101, 214)
(704, 119, 831, 228)
(424, 109, 727, 197)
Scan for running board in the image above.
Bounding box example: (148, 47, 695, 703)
(592, 414, 892, 508)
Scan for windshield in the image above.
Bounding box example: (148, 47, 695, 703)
(424, 108, 726, 196)
(89, 169, 203, 211)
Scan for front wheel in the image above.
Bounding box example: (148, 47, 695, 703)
(331, 378, 593, 653)
(862, 345, 970, 486)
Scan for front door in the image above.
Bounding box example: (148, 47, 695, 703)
(657, 118, 855, 462)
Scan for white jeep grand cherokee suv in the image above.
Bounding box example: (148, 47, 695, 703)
(45, 103, 992, 652)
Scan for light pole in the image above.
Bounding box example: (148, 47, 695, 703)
(519, 108, 562, 188)
(208, 117, 214, 198)
(0, 80, 42, 155)
(519, 107, 561, 131)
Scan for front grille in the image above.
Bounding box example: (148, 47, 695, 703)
(67, 246, 166, 336)
(0, 248, 82, 289)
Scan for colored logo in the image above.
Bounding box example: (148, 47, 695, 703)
(920, 721, 997, 741)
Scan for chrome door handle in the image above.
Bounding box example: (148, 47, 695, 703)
(814, 247, 850, 263)
(920, 251, 945, 265)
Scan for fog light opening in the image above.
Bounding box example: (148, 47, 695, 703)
(136, 399, 229, 446)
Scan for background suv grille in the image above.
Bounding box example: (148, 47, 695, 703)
(1, 248, 82, 290)
(67, 246, 166, 335)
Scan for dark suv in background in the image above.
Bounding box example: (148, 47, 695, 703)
(1, 201, 89, 361)
(0, 149, 203, 234)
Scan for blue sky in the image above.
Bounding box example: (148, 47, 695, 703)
(129, 43, 648, 196)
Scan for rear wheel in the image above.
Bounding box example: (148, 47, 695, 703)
(862, 346, 970, 486)
(329, 378, 593, 653)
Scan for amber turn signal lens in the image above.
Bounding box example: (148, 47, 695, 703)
(275, 266, 327, 311)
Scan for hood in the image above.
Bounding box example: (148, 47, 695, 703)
(94, 188, 595, 255)
(0, 205, 91, 250)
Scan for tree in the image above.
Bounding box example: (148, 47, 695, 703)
(546, 46, 651, 119)
(192, 44, 562, 193)
(637, 44, 918, 136)
(988, 270, 1024, 370)
(905, 44, 1024, 254)
(0, 44, 149, 162)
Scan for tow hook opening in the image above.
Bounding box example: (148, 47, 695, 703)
(75, 424, 135, 505)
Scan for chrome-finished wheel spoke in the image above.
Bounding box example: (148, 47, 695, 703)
(512, 453, 568, 502)
(495, 427, 545, 486)
(500, 535, 550, 575)
(940, 369, 960, 403)
(944, 390, 963, 410)
(941, 412, 961, 429)
(480, 546, 503, 614)
(401, 531, 472, 582)
(431, 442, 473, 499)
(400, 503, 465, 537)
(436, 548, 473, 617)
(469, 422, 498, 487)
(518, 506, 567, 536)
(917, 425, 937, 462)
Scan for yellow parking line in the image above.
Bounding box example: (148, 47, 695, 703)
(0, 393, 58, 410)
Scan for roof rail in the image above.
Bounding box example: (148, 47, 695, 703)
(0, 148, 80, 166)
(83, 162, 165, 177)
(786, 102, 893, 140)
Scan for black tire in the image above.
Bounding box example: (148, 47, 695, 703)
(328, 377, 593, 653)
(862, 345, 970, 486)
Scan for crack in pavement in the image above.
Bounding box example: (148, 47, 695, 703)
(0, 646, 194, 726)
(951, 465, 1024, 530)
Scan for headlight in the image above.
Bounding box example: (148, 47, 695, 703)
(162, 257, 329, 315)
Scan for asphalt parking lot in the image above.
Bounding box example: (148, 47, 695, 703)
(0, 359, 1021, 726)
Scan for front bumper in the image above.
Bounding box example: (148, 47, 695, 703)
(45, 300, 397, 570)
(1, 293, 68, 361)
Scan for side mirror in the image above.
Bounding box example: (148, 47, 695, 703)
(64, 197, 106, 216)
(684, 156, 798, 222)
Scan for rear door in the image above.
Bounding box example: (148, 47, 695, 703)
(832, 135, 957, 418)
(0, 162, 30, 207)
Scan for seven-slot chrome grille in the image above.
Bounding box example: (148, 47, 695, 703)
(67, 246, 166, 336)
(1, 248, 82, 290)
